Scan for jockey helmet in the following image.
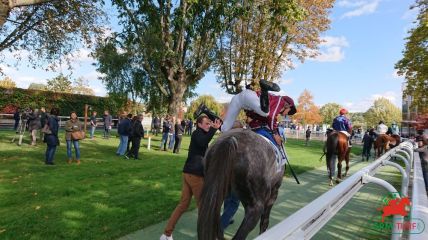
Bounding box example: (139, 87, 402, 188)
(339, 108, 348, 115)
(283, 96, 297, 115)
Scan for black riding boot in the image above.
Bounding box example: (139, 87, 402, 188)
(259, 79, 280, 113)
(194, 103, 221, 122)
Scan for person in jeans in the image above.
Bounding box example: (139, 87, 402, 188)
(173, 119, 185, 154)
(44, 108, 60, 165)
(65, 112, 83, 164)
(160, 116, 221, 240)
(90, 111, 97, 139)
(103, 110, 112, 139)
(168, 117, 175, 150)
(160, 116, 171, 151)
(116, 113, 131, 156)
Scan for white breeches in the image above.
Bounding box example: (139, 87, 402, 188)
(340, 131, 350, 137)
(222, 89, 268, 132)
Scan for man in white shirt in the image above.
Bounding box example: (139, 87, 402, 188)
(376, 121, 388, 135)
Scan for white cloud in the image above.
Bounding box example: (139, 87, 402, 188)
(310, 36, 349, 62)
(344, 91, 401, 112)
(401, 6, 419, 20)
(339, 0, 381, 19)
(320, 36, 349, 48)
(337, 0, 367, 8)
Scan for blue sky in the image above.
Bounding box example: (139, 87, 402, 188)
(1, 0, 418, 112)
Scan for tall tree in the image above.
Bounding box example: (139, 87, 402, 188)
(73, 77, 95, 96)
(364, 98, 402, 128)
(28, 82, 46, 90)
(102, 0, 230, 115)
(395, 0, 428, 112)
(94, 38, 168, 114)
(319, 102, 342, 125)
(348, 112, 366, 129)
(215, 0, 334, 93)
(46, 74, 72, 93)
(0, 0, 105, 71)
(0, 76, 15, 88)
(292, 89, 322, 125)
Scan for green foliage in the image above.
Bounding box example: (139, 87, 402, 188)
(395, 0, 428, 111)
(0, 0, 106, 70)
(319, 103, 342, 125)
(364, 98, 402, 128)
(185, 95, 223, 120)
(215, 0, 334, 93)
(103, 0, 233, 114)
(0, 87, 121, 115)
(348, 112, 366, 129)
(46, 74, 73, 93)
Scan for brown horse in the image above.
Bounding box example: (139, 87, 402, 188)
(325, 130, 351, 186)
(374, 134, 401, 157)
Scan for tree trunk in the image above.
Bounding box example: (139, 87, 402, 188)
(167, 78, 186, 117)
(0, 0, 10, 26)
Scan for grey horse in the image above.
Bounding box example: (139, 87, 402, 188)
(197, 128, 285, 240)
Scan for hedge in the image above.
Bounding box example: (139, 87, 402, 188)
(0, 87, 122, 116)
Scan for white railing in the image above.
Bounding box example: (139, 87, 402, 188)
(410, 149, 428, 240)
(255, 141, 416, 240)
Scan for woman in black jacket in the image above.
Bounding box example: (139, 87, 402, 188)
(44, 108, 60, 165)
(128, 114, 145, 160)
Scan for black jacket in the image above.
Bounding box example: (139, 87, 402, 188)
(132, 120, 145, 138)
(183, 127, 217, 177)
(175, 123, 185, 135)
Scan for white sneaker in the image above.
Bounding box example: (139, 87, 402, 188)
(160, 234, 173, 240)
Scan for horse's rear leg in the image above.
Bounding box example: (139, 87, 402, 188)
(259, 186, 280, 233)
(336, 160, 342, 183)
(233, 204, 263, 240)
(344, 150, 350, 177)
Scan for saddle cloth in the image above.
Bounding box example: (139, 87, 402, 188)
(257, 134, 286, 173)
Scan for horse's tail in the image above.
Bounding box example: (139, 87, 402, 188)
(326, 133, 338, 177)
(197, 136, 238, 240)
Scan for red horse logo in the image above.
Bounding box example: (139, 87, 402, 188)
(377, 197, 411, 222)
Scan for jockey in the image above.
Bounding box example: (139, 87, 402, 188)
(390, 121, 400, 135)
(376, 121, 388, 135)
(332, 108, 353, 146)
(194, 80, 297, 145)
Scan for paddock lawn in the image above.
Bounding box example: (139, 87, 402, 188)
(0, 129, 362, 240)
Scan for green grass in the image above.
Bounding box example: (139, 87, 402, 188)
(0, 130, 361, 240)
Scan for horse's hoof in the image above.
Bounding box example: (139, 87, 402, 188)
(329, 181, 333, 186)
(336, 179, 341, 184)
